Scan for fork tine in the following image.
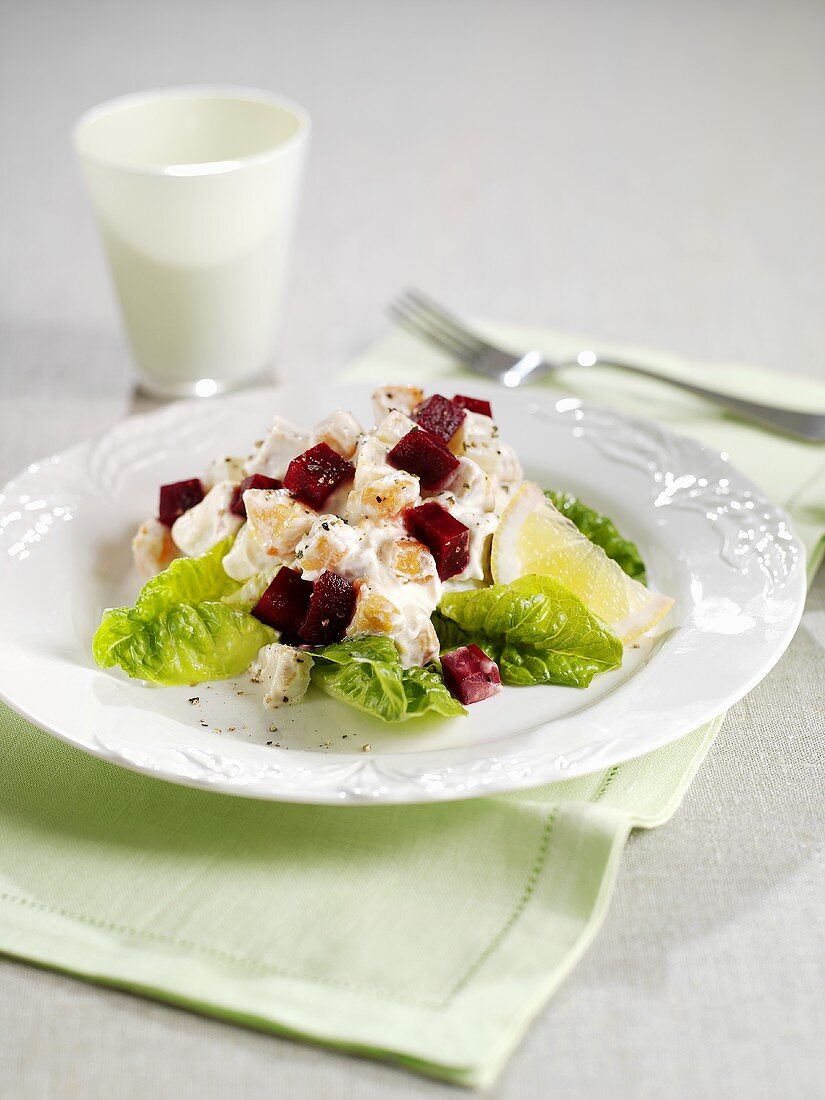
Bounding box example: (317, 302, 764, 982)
(387, 302, 474, 362)
(396, 292, 483, 356)
(393, 291, 483, 358)
(402, 288, 489, 353)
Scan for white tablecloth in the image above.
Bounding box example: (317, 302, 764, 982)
(1, 1, 823, 1096)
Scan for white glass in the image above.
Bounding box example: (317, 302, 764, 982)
(73, 86, 311, 398)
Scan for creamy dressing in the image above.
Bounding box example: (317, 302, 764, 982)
(170, 480, 242, 558)
(251, 642, 314, 709)
(244, 415, 309, 480)
(140, 388, 524, 692)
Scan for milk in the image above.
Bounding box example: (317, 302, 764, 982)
(74, 87, 310, 397)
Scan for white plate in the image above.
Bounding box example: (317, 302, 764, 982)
(0, 382, 805, 803)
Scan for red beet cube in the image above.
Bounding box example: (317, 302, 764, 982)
(440, 645, 502, 704)
(453, 394, 493, 418)
(158, 478, 204, 527)
(404, 501, 470, 580)
(387, 429, 459, 491)
(299, 570, 357, 646)
(413, 394, 466, 442)
(283, 443, 354, 509)
(230, 474, 283, 517)
(252, 566, 314, 635)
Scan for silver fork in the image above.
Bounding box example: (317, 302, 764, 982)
(387, 288, 825, 442)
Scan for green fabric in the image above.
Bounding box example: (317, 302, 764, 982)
(1, 327, 823, 1088)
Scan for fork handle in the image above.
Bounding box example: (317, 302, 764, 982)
(584, 356, 825, 442)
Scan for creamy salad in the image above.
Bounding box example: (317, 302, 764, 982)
(95, 386, 670, 724)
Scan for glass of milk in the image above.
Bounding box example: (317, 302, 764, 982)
(73, 86, 310, 398)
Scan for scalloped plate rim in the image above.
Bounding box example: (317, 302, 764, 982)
(0, 381, 807, 804)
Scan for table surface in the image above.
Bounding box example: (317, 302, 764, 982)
(1, 1, 823, 1096)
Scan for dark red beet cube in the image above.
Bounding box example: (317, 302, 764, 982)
(440, 645, 502, 704)
(299, 570, 357, 646)
(404, 501, 470, 580)
(413, 394, 466, 442)
(283, 443, 354, 509)
(387, 429, 459, 491)
(158, 478, 204, 527)
(252, 566, 314, 635)
(453, 394, 493, 418)
(230, 474, 283, 517)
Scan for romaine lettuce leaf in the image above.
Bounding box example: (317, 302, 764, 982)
(135, 536, 240, 612)
(545, 490, 647, 584)
(93, 602, 276, 686)
(93, 537, 275, 685)
(433, 575, 622, 688)
(311, 635, 466, 722)
(221, 566, 279, 612)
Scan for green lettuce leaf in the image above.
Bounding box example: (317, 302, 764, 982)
(93, 537, 275, 685)
(310, 635, 466, 722)
(221, 566, 279, 611)
(433, 575, 622, 688)
(136, 536, 240, 612)
(545, 490, 647, 584)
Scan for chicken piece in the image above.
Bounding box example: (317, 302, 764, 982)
(244, 415, 310, 479)
(347, 469, 420, 523)
(349, 426, 423, 520)
(395, 606, 440, 668)
(346, 585, 404, 638)
(385, 537, 437, 584)
(244, 488, 315, 558)
(491, 442, 522, 491)
(493, 472, 520, 516)
(170, 481, 243, 558)
(450, 411, 523, 486)
(309, 409, 362, 459)
(371, 384, 424, 424)
(438, 457, 496, 512)
(352, 434, 390, 490)
(251, 643, 314, 709)
(222, 523, 279, 582)
(374, 410, 417, 447)
(294, 515, 370, 581)
(132, 517, 178, 578)
(203, 455, 246, 489)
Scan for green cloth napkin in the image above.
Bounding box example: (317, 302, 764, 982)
(1, 326, 823, 1088)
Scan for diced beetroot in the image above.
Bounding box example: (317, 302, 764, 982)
(230, 474, 283, 517)
(299, 570, 357, 645)
(453, 394, 493, 418)
(404, 501, 470, 580)
(413, 394, 466, 442)
(158, 478, 204, 527)
(252, 566, 314, 636)
(440, 645, 502, 704)
(283, 443, 354, 509)
(387, 429, 459, 491)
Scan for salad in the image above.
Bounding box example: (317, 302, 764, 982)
(93, 386, 673, 723)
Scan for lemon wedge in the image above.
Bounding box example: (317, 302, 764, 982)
(491, 482, 674, 643)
